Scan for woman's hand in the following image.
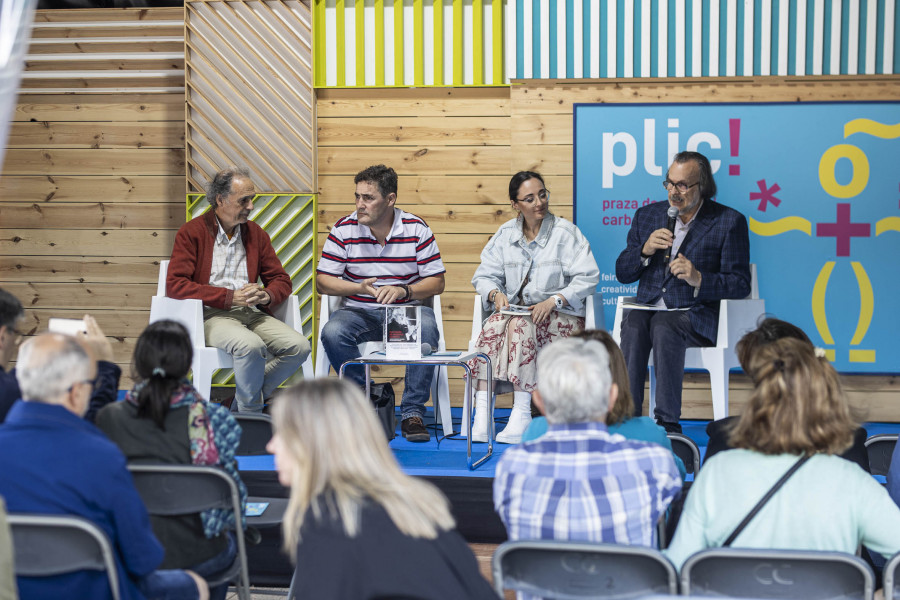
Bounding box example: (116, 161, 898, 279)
(529, 297, 556, 324)
(492, 291, 510, 311)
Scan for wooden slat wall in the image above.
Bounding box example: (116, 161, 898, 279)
(1, 7, 186, 386)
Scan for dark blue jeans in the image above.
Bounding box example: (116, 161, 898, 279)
(321, 306, 439, 420)
(620, 309, 712, 425)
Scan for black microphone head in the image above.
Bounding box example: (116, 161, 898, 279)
(421, 342, 433, 356)
(666, 205, 679, 219)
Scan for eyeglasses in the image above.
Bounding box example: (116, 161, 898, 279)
(663, 179, 700, 193)
(67, 377, 98, 394)
(515, 189, 550, 204)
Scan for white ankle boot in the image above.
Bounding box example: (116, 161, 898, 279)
(496, 392, 533, 444)
(465, 393, 491, 442)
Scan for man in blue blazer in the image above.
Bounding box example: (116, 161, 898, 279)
(615, 151, 751, 432)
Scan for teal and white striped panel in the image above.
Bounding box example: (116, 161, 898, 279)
(508, 0, 897, 79)
(187, 193, 316, 384)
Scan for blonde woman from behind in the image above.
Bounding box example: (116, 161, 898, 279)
(267, 379, 497, 600)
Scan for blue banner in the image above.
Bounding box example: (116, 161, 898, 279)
(574, 101, 900, 373)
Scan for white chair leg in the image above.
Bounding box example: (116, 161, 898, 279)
(707, 355, 729, 421)
(432, 366, 453, 436)
(192, 355, 215, 403)
(648, 365, 657, 420)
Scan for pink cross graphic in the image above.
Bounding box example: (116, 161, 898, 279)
(749, 179, 782, 212)
(816, 203, 870, 257)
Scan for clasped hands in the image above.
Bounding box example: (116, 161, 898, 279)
(360, 277, 408, 304)
(490, 291, 557, 324)
(643, 228, 702, 288)
(233, 283, 270, 307)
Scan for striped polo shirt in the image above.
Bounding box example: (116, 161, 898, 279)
(317, 207, 446, 309)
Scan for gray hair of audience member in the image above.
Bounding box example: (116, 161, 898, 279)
(0, 288, 23, 332)
(205, 166, 251, 206)
(16, 334, 92, 403)
(537, 337, 613, 424)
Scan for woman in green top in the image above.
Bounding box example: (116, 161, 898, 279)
(521, 329, 687, 480)
(666, 338, 900, 569)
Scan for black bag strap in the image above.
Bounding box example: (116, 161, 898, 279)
(722, 454, 812, 547)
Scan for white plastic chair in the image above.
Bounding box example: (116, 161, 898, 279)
(612, 264, 765, 421)
(314, 294, 453, 436)
(148, 260, 314, 403)
(461, 291, 603, 436)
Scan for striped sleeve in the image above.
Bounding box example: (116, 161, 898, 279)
(317, 225, 348, 277)
(414, 222, 445, 277)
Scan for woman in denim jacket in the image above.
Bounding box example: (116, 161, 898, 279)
(468, 171, 600, 443)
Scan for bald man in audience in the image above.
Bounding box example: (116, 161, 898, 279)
(0, 333, 208, 600)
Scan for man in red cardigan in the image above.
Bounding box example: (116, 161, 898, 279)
(167, 167, 311, 412)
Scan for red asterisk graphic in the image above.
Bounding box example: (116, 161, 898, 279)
(749, 179, 782, 212)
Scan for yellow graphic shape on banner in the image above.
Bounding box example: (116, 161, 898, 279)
(749, 216, 812, 236)
(844, 119, 900, 139)
(819, 144, 870, 198)
(849, 262, 875, 362)
(876, 217, 900, 235)
(812, 262, 836, 346)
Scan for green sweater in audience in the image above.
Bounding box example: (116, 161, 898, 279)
(666, 449, 900, 569)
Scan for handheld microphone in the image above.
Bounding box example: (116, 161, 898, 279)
(662, 205, 679, 263)
(421, 343, 434, 356)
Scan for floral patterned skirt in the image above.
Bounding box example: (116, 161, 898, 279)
(468, 311, 585, 392)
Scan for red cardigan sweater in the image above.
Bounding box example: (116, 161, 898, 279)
(166, 210, 293, 314)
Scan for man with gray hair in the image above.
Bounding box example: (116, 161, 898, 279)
(167, 167, 311, 412)
(493, 337, 681, 549)
(0, 334, 208, 600)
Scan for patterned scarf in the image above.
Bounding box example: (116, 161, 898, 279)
(126, 380, 247, 537)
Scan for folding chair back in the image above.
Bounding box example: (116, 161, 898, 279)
(128, 464, 250, 600)
(667, 432, 702, 474)
(234, 413, 274, 455)
(864, 434, 898, 477)
(8, 513, 121, 600)
(492, 540, 677, 599)
(681, 547, 874, 599)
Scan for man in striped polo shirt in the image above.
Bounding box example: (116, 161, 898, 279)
(317, 165, 446, 442)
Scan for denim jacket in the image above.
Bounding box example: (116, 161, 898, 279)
(472, 213, 600, 316)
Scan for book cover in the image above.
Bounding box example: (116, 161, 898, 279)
(384, 305, 421, 359)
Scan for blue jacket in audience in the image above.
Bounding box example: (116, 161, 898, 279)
(0, 400, 164, 600)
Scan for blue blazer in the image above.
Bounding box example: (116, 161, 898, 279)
(0, 401, 164, 600)
(615, 199, 751, 343)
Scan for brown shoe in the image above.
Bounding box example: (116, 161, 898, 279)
(401, 416, 430, 443)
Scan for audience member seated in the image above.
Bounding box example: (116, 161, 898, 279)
(521, 329, 687, 479)
(468, 171, 600, 444)
(666, 338, 900, 569)
(704, 317, 869, 472)
(266, 379, 497, 600)
(0, 288, 119, 424)
(494, 338, 682, 548)
(0, 333, 208, 600)
(96, 320, 246, 600)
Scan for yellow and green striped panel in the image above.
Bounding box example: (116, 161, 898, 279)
(313, 0, 507, 87)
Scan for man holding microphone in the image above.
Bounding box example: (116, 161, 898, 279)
(615, 151, 751, 432)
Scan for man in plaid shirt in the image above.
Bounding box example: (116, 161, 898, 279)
(494, 337, 681, 547)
